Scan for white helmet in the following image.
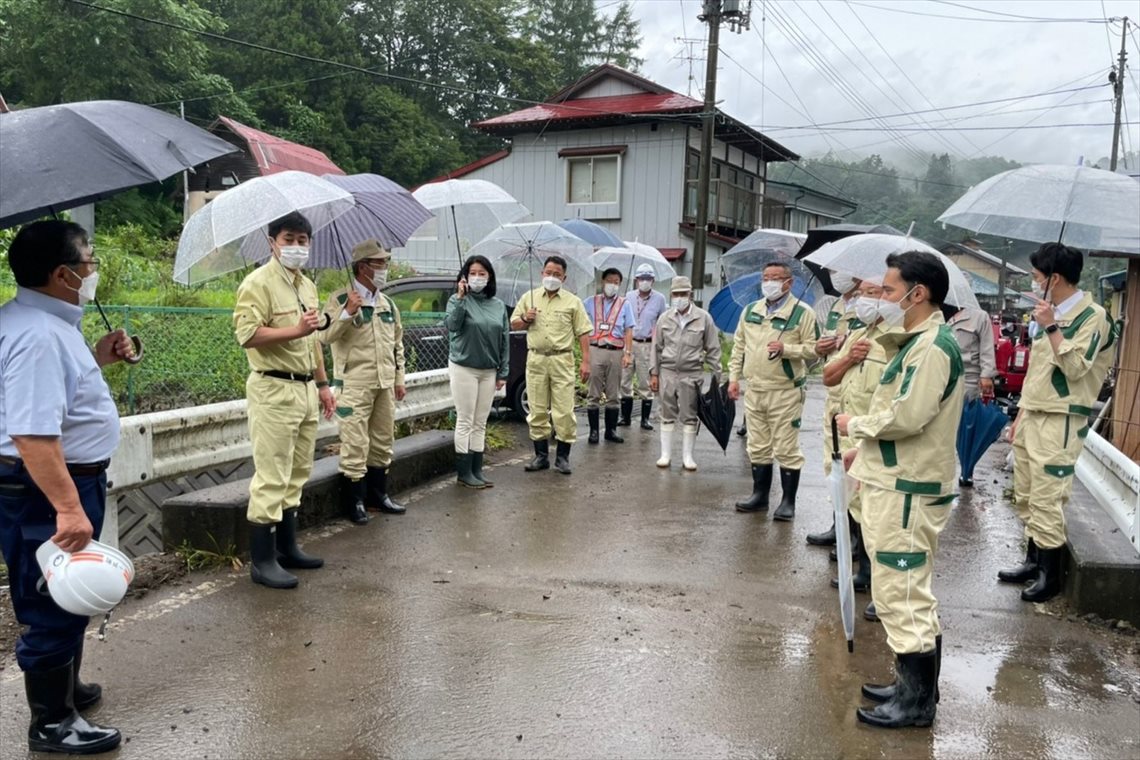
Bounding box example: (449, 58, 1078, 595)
(634, 263, 656, 279)
(36, 540, 134, 616)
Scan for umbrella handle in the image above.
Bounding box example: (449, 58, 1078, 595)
(768, 271, 819, 361)
(122, 335, 144, 365)
(831, 414, 841, 457)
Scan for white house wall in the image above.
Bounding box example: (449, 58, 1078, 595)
(575, 79, 646, 98)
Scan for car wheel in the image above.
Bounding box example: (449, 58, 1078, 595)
(511, 380, 529, 421)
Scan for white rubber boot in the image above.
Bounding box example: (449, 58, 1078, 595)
(656, 422, 675, 468)
(681, 424, 698, 471)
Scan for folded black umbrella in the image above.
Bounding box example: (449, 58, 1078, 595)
(695, 376, 736, 452)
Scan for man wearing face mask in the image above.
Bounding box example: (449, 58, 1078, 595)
(835, 251, 964, 729)
(0, 221, 132, 754)
(585, 268, 635, 444)
(234, 212, 336, 590)
(729, 262, 820, 520)
(999, 243, 1114, 603)
(321, 240, 407, 524)
(619, 264, 668, 430)
(511, 256, 592, 474)
(649, 277, 721, 471)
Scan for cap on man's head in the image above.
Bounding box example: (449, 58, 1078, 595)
(351, 239, 391, 263)
(635, 263, 656, 279)
(670, 275, 692, 293)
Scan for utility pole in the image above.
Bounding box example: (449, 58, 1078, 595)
(692, 0, 750, 304)
(1110, 17, 1129, 171)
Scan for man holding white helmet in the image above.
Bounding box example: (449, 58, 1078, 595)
(0, 220, 130, 754)
(620, 263, 668, 430)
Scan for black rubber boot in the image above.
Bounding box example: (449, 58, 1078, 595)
(249, 523, 298, 589)
(736, 422, 747, 437)
(832, 522, 871, 592)
(277, 508, 324, 568)
(735, 464, 773, 512)
(863, 635, 942, 704)
(604, 408, 624, 443)
(806, 519, 837, 546)
(772, 467, 800, 521)
(587, 408, 600, 444)
(619, 397, 634, 427)
(470, 450, 492, 487)
(554, 441, 572, 475)
(456, 452, 486, 488)
(366, 466, 406, 513)
(998, 539, 1038, 584)
(72, 642, 101, 712)
(343, 475, 371, 525)
(26, 660, 121, 755)
(640, 400, 654, 430)
(856, 650, 938, 728)
(1021, 546, 1063, 602)
(525, 439, 550, 471)
(864, 600, 880, 622)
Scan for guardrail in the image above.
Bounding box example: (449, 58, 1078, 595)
(1075, 430, 1140, 552)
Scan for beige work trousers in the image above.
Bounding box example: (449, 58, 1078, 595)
(336, 384, 396, 480)
(526, 352, 578, 443)
(744, 385, 806, 469)
(587, 347, 623, 409)
(657, 368, 701, 426)
(1012, 409, 1087, 550)
(246, 372, 319, 525)
(449, 362, 497, 454)
(620, 341, 654, 400)
(861, 484, 954, 655)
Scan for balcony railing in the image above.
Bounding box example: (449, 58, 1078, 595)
(683, 178, 761, 234)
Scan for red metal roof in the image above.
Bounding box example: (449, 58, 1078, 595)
(419, 149, 510, 187)
(473, 92, 703, 130)
(214, 116, 344, 177)
(659, 247, 686, 261)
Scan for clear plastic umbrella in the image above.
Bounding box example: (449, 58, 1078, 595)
(587, 241, 675, 289)
(466, 222, 594, 307)
(412, 179, 530, 266)
(830, 416, 856, 653)
(937, 164, 1140, 255)
(804, 233, 980, 310)
(174, 171, 355, 285)
(721, 228, 807, 283)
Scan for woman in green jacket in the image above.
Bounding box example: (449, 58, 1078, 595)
(446, 255, 510, 488)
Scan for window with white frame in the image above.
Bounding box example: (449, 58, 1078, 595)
(566, 155, 620, 204)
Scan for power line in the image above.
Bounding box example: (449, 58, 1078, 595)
(148, 70, 364, 107)
(760, 121, 1129, 133)
(934, 1, 1114, 23)
(850, 1, 1110, 23)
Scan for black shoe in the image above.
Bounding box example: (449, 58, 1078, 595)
(72, 641, 101, 713)
(998, 539, 1038, 584)
(735, 464, 773, 512)
(856, 650, 938, 728)
(958, 477, 974, 488)
(249, 523, 298, 589)
(619, 397, 633, 427)
(863, 635, 941, 704)
(604, 408, 624, 443)
(25, 660, 121, 755)
(277, 508, 324, 568)
(525, 439, 550, 471)
(640, 400, 654, 430)
(554, 441, 572, 475)
(456, 452, 486, 489)
(772, 467, 800, 521)
(863, 600, 880, 623)
(832, 522, 871, 591)
(587, 408, 600, 444)
(806, 520, 837, 546)
(366, 466, 406, 514)
(736, 423, 747, 437)
(343, 475, 371, 525)
(1021, 546, 1063, 602)
(470, 450, 492, 487)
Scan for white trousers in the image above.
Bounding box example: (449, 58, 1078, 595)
(449, 362, 497, 453)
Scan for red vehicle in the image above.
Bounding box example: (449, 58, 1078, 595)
(992, 318, 1030, 404)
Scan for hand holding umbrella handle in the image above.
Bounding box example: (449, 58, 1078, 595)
(317, 313, 332, 331)
(122, 335, 144, 365)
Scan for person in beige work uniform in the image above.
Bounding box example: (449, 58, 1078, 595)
(321, 240, 408, 525)
(729, 262, 819, 521)
(511, 256, 592, 475)
(233, 212, 336, 590)
(649, 276, 721, 472)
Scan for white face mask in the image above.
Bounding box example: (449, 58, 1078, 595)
(543, 275, 563, 292)
(1031, 275, 1052, 301)
(278, 245, 309, 270)
(66, 269, 99, 305)
(370, 269, 388, 290)
(671, 296, 690, 312)
(878, 288, 915, 328)
(831, 273, 856, 294)
(761, 281, 785, 301)
(637, 279, 654, 293)
(603, 283, 620, 298)
(854, 296, 880, 324)
(467, 275, 488, 293)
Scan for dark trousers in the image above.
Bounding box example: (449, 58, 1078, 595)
(0, 464, 106, 671)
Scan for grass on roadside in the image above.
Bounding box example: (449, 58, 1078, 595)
(175, 537, 243, 573)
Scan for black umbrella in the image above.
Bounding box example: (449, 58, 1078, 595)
(795, 223, 905, 295)
(695, 376, 736, 452)
(0, 100, 238, 229)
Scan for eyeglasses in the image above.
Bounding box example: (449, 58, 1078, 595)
(68, 258, 100, 271)
(359, 259, 389, 269)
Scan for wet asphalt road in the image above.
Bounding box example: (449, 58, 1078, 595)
(1, 383, 1138, 759)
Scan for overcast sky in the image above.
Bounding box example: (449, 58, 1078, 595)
(621, 0, 1140, 170)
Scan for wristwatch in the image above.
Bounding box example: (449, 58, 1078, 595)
(1045, 323, 1060, 335)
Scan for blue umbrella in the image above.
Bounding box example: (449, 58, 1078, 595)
(709, 271, 819, 333)
(556, 218, 623, 248)
(956, 398, 1009, 480)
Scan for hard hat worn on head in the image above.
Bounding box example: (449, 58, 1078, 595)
(635, 263, 656, 278)
(36, 539, 134, 617)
